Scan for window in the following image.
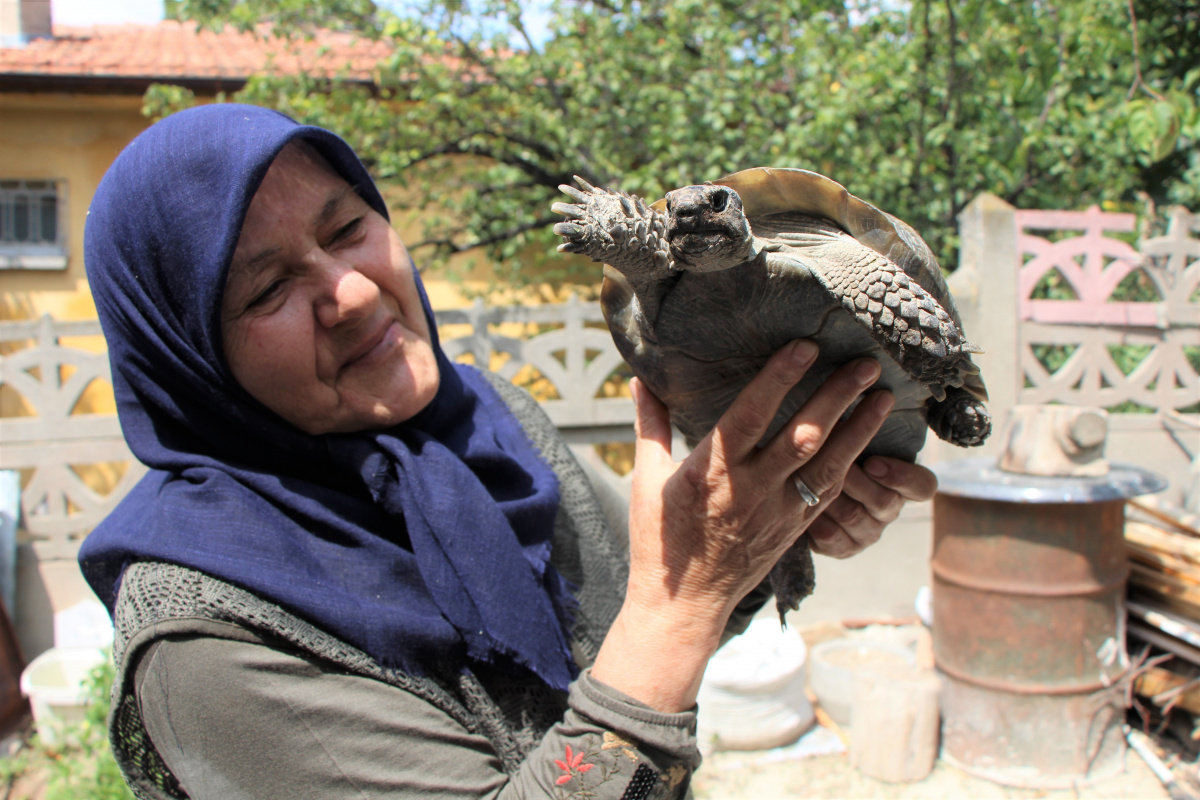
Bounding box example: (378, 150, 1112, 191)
(0, 179, 67, 270)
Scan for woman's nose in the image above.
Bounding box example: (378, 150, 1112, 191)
(314, 261, 380, 328)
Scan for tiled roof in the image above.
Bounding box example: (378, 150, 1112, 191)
(0, 21, 391, 87)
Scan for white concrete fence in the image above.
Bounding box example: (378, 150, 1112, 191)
(1, 195, 1197, 657)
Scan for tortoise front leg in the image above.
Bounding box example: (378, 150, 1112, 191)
(806, 240, 992, 447)
(554, 178, 676, 326)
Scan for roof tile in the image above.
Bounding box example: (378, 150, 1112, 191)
(0, 21, 391, 81)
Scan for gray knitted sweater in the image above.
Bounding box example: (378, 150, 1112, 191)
(106, 373, 762, 799)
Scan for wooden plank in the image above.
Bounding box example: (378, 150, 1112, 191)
(1126, 522, 1200, 562)
(1129, 567, 1200, 623)
(1129, 499, 1200, 538)
(1127, 543, 1200, 585)
(1128, 599, 1200, 650)
(1130, 563, 1200, 605)
(1128, 620, 1200, 667)
(1131, 591, 1200, 627)
(1133, 666, 1200, 715)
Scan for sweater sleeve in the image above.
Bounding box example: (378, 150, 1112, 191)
(135, 635, 699, 800)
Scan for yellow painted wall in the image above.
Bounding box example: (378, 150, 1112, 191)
(0, 92, 582, 322)
(0, 92, 598, 415)
(0, 93, 151, 321)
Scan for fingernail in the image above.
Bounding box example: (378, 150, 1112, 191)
(855, 359, 881, 385)
(793, 340, 818, 365)
(873, 391, 894, 414)
(629, 378, 643, 407)
(864, 457, 888, 478)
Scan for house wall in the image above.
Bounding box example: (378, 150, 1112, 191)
(0, 92, 150, 322)
(0, 92, 560, 319)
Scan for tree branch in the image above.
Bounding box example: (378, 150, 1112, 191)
(943, 0, 961, 226)
(909, 0, 932, 197)
(406, 140, 569, 189)
(411, 214, 561, 254)
(1126, 0, 1166, 102)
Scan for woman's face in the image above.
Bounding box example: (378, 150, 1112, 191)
(221, 143, 440, 435)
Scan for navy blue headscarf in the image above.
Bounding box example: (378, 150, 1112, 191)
(79, 104, 578, 691)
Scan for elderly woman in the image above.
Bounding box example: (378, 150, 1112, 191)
(79, 104, 935, 800)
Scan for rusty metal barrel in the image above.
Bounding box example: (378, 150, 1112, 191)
(931, 457, 1164, 788)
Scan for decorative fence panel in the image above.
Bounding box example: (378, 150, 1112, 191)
(948, 197, 1198, 507)
(0, 316, 144, 560)
(434, 296, 636, 444)
(1016, 206, 1199, 413)
(0, 299, 635, 559)
(3, 201, 1198, 559)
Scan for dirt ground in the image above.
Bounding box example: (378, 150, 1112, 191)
(688, 615, 1181, 800)
(692, 743, 1170, 799)
(0, 718, 1179, 800)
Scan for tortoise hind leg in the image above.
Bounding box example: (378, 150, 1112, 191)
(769, 535, 815, 624)
(926, 386, 991, 447)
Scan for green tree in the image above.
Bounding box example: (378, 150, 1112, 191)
(157, 0, 1199, 286)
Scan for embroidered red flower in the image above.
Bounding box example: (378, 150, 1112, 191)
(553, 744, 595, 785)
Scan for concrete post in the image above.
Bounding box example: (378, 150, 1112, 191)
(940, 192, 1020, 463)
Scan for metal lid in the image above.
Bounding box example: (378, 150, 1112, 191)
(932, 457, 1167, 503)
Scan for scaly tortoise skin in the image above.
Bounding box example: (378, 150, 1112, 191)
(552, 167, 991, 620)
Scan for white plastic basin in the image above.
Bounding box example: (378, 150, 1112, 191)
(808, 638, 917, 727)
(19, 646, 107, 745)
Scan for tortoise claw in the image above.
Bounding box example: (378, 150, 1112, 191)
(558, 184, 589, 204)
(551, 202, 585, 220)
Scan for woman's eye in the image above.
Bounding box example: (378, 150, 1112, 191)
(332, 217, 364, 244)
(248, 280, 284, 309)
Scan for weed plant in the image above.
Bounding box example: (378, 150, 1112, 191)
(0, 655, 133, 800)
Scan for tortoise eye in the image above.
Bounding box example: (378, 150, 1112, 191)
(711, 189, 728, 213)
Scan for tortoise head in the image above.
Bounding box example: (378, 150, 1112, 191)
(664, 183, 754, 273)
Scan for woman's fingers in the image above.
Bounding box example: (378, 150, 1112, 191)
(631, 378, 673, 473)
(840, 462, 907, 525)
(862, 456, 939, 502)
(792, 389, 894, 503)
(709, 340, 819, 463)
(757, 358, 885, 494)
(809, 457, 938, 558)
(808, 469, 889, 558)
(806, 506, 872, 558)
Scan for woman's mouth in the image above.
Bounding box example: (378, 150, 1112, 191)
(343, 320, 401, 370)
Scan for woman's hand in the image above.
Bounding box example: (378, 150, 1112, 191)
(807, 457, 938, 558)
(591, 339, 893, 711)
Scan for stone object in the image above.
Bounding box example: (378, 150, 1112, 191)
(552, 167, 991, 617)
(997, 404, 1109, 477)
(850, 666, 941, 783)
(807, 638, 917, 727)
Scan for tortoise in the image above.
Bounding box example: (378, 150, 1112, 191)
(551, 167, 991, 619)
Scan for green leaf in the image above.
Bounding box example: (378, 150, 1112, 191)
(144, 0, 1200, 285)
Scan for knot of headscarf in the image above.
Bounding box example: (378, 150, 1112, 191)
(78, 104, 578, 690)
